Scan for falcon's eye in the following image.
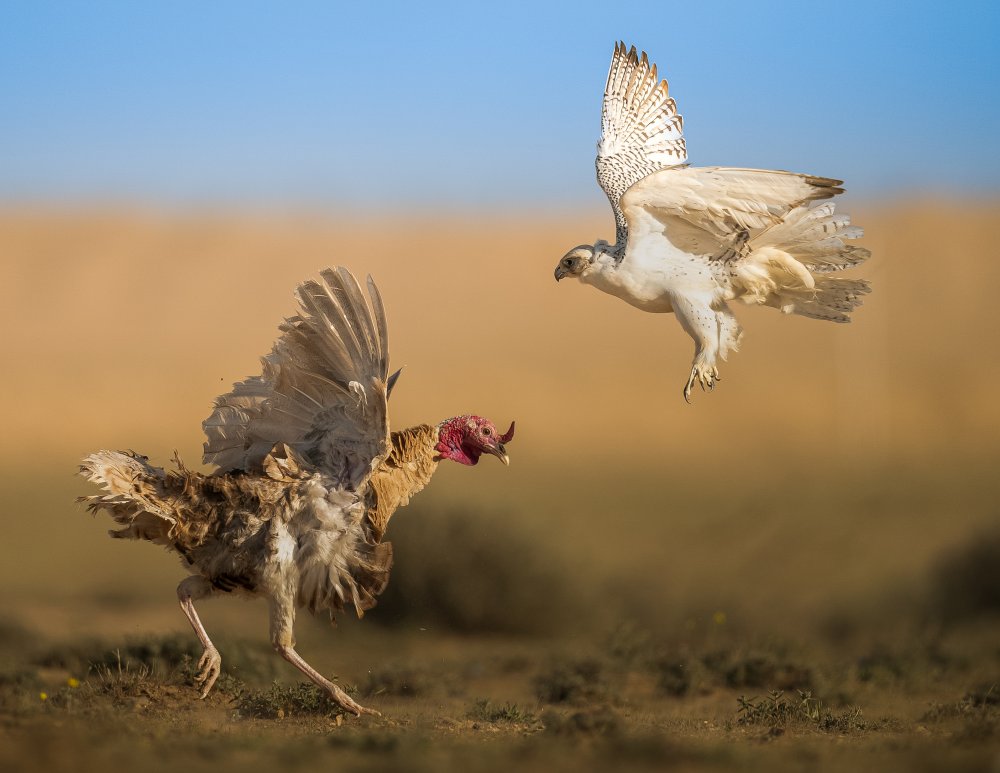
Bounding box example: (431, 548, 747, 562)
(562, 258, 573, 268)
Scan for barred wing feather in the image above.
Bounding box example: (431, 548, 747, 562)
(597, 41, 687, 244)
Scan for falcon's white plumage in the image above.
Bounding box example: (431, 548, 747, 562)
(555, 42, 871, 401)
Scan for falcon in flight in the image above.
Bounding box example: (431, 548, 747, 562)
(554, 42, 871, 402)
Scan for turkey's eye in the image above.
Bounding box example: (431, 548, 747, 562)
(482, 427, 492, 437)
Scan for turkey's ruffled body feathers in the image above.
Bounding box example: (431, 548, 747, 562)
(79, 425, 441, 620)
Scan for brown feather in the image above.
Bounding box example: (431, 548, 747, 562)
(365, 424, 441, 542)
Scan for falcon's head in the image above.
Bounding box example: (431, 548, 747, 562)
(553, 244, 595, 282)
(555, 239, 615, 281)
(435, 415, 515, 466)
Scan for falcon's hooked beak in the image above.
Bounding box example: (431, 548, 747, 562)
(554, 265, 567, 282)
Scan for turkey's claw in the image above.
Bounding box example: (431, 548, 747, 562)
(326, 683, 380, 718)
(194, 646, 222, 698)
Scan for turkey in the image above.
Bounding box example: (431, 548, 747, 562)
(554, 42, 871, 401)
(79, 267, 514, 716)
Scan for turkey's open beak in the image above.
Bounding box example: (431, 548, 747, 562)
(554, 265, 566, 282)
(487, 420, 513, 464)
(486, 443, 510, 466)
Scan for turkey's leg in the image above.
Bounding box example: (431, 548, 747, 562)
(177, 575, 222, 698)
(268, 595, 378, 717)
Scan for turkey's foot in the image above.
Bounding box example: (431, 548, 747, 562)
(325, 683, 380, 718)
(194, 646, 222, 698)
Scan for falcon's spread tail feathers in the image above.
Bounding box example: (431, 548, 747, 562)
(735, 203, 871, 322)
(779, 276, 871, 323)
(751, 203, 870, 274)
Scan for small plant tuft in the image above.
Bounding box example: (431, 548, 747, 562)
(737, 690, 819, 727)
(922, 682, 1000, 722)
(232, 681, 356, 720)
(467, 698, 538, 725)
(737, 689, 887, 733)
(86, 651, 153, 704)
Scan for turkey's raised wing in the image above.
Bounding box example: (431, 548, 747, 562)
(203, 267, 395, 489)
(596, 42, 687, 215)
(621, 166, 844, 252)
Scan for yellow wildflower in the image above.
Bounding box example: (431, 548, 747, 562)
(67, 677, 80, 688)
(39, 692, 48, 701)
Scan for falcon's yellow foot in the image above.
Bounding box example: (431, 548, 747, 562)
(683, 364, 721, 403)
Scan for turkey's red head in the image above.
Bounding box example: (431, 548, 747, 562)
(436, 415, 515, 466)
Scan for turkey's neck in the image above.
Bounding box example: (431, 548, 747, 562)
(366, 424, 441, 541)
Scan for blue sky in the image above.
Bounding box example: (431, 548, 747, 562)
(2, 0, 998, 207)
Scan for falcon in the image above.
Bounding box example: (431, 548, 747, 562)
(554, 42, 871, 401)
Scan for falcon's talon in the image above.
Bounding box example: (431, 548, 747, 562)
(683, 371, 697, 403)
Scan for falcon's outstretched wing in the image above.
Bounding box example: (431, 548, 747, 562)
(203, 267, 399, 490)
(621, 166, 844, 255)
(596, 42, 687, 242)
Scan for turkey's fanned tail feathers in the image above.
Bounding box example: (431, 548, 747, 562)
(78, 451, 176, 542)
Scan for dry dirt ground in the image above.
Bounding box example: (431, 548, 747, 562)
(1, 612, 998, 773)
(1, 203, 999, 770)
(3, 472, 999, 772)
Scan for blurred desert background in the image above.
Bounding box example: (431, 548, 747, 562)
(3, 200, 999, 623)
(3, 201, 1000, 770)
(3, 2, 1000, 771)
